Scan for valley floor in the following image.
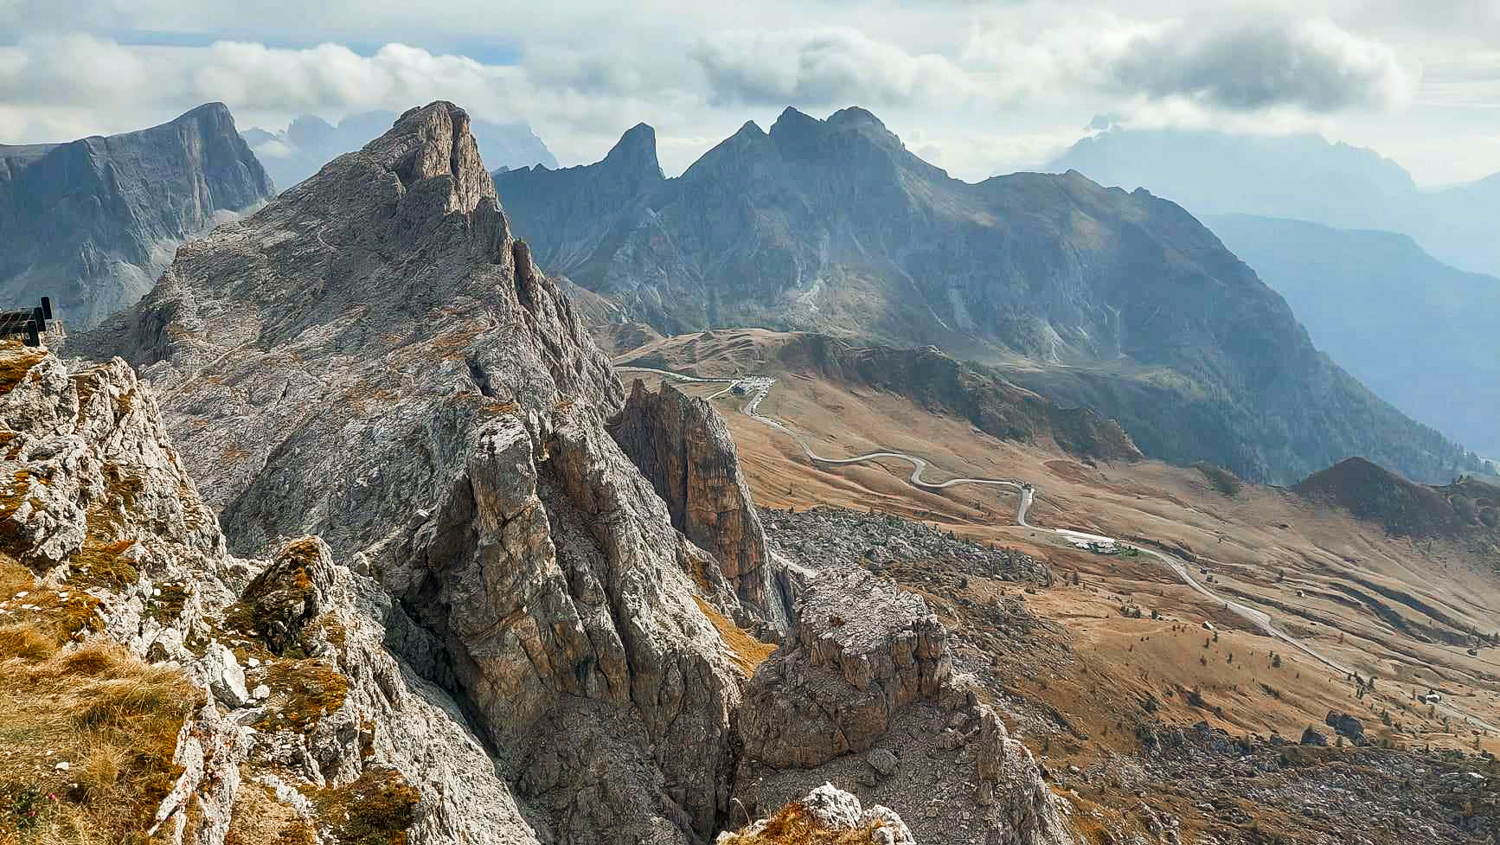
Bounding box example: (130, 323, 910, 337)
(617, 336, 1500, 843)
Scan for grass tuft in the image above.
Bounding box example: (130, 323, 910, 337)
(717, 801, 892, 844)
(308, 766, 420, 845)
(692, 596, 776, 677)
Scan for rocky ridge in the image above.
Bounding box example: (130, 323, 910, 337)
(0, 103, 275, 329)
(610, 379, 793, 629)
(0, 341, 536, 843)
(496, 107, 1482, 484)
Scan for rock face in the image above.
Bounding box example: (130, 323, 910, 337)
(75, 102, 753, 842)
(0, 103, 275, 329)
(496, 107, 1481, 484)
(610, 379, 790, 628)
(732, 568, 1072, 845)
(716, 783, 915, 845)
(0, 341, 536, 844)
(738, 568, 949, 768)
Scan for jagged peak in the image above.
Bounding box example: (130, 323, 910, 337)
(602, 122, 663, 179)
(365, 100, 497, 215)
(769, 106, 819, 134)
(731, 119, 766, 140)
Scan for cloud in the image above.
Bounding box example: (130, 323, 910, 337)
(1104, 19, 1416, 112)
(694, 27, 976, 107)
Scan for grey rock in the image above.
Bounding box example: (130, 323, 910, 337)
(1, 103, 274, 330)
(76, 101, 747, 841)
(867, 748, 900, 777)
(200, 641, 250, 709)
(731, 566, 1073, 845)
(1326, 711, 1367, 744)
(1300, 726, 1330, 747)
(610, 379, 790, 628)
(0, 341, 541, 844)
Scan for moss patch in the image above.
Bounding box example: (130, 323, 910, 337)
(717, 800, 892, 844)
(254, 659, 349, 734)
(309, 766, 419, 845)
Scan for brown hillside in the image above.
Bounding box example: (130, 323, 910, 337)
(1293, 457, 1497, 538)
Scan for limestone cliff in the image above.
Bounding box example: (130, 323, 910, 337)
(0, 104, 275, 329)
(0, 341, 535, 843)
(610, 379, 791, 629)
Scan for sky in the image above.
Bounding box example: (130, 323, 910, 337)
(2, 0, 1498, 185)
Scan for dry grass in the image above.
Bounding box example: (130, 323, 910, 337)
(0, 572, 199, 844)
(692, 596, 776, 677)
(224, 783, 315, 845)
(0, 347, 47, 396)
(305, 766, 419, 845)
(717, 801, 890, 844)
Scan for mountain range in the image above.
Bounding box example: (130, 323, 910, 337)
(242, 110, 557, 190)
(0, 103, 275, 329)
(1049, 126, 1500, 280)
(1207, 214, 1500, 458)
(495, 107, 1483, 485)
(65, 100, 1068, 845)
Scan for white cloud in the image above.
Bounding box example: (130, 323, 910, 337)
(1105, 18, 1416, 111)
(0, 3, 1493, 184)
(694, 27, 978, 107)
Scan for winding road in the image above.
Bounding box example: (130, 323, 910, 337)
(619, 366, 1497, 732)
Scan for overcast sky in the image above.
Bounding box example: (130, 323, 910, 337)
(2, 0, 1498, 184)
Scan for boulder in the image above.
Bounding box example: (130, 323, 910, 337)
(1300, 727, 1330, 747)
(1326, 711, 1367, 743)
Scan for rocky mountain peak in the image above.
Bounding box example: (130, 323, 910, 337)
(767, 105, 824, 150)
(381, 101, 497, 218)
(602, 121, 663, 178)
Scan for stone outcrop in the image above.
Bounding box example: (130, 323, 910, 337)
(716, 783, 915, 845)
(75, 102, 752, 842)
(737, 568, 949, 768)
(0, 341, 536, 843)
(610, 379, 790, 628)
(0, 103, 275, 330)
(732, 567, 1073, 845)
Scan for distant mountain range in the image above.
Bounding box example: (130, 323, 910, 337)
(1050, 127, 1500, 279)
(1207, 214, 1500, 458)
(0, 103, 274, 329)
(242, 110, 556, 190)
(495, 107, 1484, 484)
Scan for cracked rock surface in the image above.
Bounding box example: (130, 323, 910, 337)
(74, 101, 750, 843)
